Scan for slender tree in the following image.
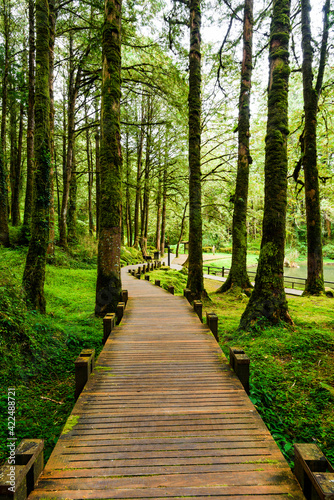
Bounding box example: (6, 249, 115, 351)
(217, 0, 253, 294)
(23, 0, 51, 312)
(20, 0, 35, 243)
(300, 0, 330, 295)
(187, 0, 205, 299)
(239, 0, 292, 329)
(0, 0, 11, 246)
(95, 0, 123, 316)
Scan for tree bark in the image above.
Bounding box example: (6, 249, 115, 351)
(239, 0, 292, 329)
(176, 202, 188, 258)
(133, 107, 144, 249)
(9, 92, 17, 225)
(155, 165, 162, 252)
(95, 0, 122, 316)
(20, 0, 35, 244)
(218, 0, 253, 294)
(0, 0, 10, 246)
(301, 0, 329, 295)
(23, 0, 51, 313)
(187, 0, 205, 300)
(11, 100, 23, 227)
(160, 141, 167, 256)
(47, 0, 56, 255)
(95, 101, 100, 237)
(125, 126, 132, 246)
(67, 149, 77, 243)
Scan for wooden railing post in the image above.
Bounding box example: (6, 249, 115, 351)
(206, 312, 218, 341)
(294, 443, 334, 500)
(103, 313, 115, 344)
(75, 349, 95, 400)
(193, 300, 203, 323)
(183, 288, 191, 304)
(145, 275, 150, 281)
(229, 347, 250, 395)
(167, 285, 174, 295)
(121, 290, 128, 307)
(116, 302, 125, 324)
(0, 439, 44, 499)
(155, 279, 161, 287)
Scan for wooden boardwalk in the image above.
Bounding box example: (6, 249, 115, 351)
(29, 265, 304, 499)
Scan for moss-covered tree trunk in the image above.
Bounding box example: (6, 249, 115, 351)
(0, 0, 10, 247)
(95, 99, 100, 237)
(160, 137, 168, 256)
(218, 0, 253, 294)
(125, 126, 132, 246)
(155, 162, 162, 252)
(133, 108, 144, 250)
(47, 0, 56, 255)
(95, 0, 122, 317)
(23, 0, 51, 313)
(10, 100, 23, 227)
(239, 0, 292, 330)
(20, 0, 35, 244)
(301, 0, 328, 295)
(187, 0, 205, 300)
(67, 149, 77, 244)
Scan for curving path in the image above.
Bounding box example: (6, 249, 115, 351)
(29, 265, 304, 499)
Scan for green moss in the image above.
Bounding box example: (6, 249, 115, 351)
(61, 415, 79, 435)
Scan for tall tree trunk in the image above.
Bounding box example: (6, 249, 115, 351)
(176, 202, 188, 258)
(160, 144, 167, 256)
(11, 101, 23, 226)
(155, 166, 162, 252)
(9, 92, 17, 224)
(187, 0, 205, 300)
(95, 103, 100, 237)
(59, 32, 74, 248)
(133, 112, 144, 249)
(301, 0, 329, 295)
(0, 0, 10, 246)
(218, 0, 253, 294)
(141, 102, 152, 256)
(125, 126, 132, 246)
(87, 126, 94, 236)
(239, 0, 292, 330)
(47, 0, 56, 255)
(20, 0, 35, 244)
(23, 0, 51, 313)
(67, 149, 77, 243)
(59, 33, 89, 248)
(95, 0, 122, 316)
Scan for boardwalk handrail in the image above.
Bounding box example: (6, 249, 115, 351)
(294, 443, 334, 499)
(203, 264, 334, 290)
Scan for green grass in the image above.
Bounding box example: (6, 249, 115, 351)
(0, 246, 103, 466)
(203, 253, 259, 269)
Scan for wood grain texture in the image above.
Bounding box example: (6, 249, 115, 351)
(29, 264, 305, 499)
